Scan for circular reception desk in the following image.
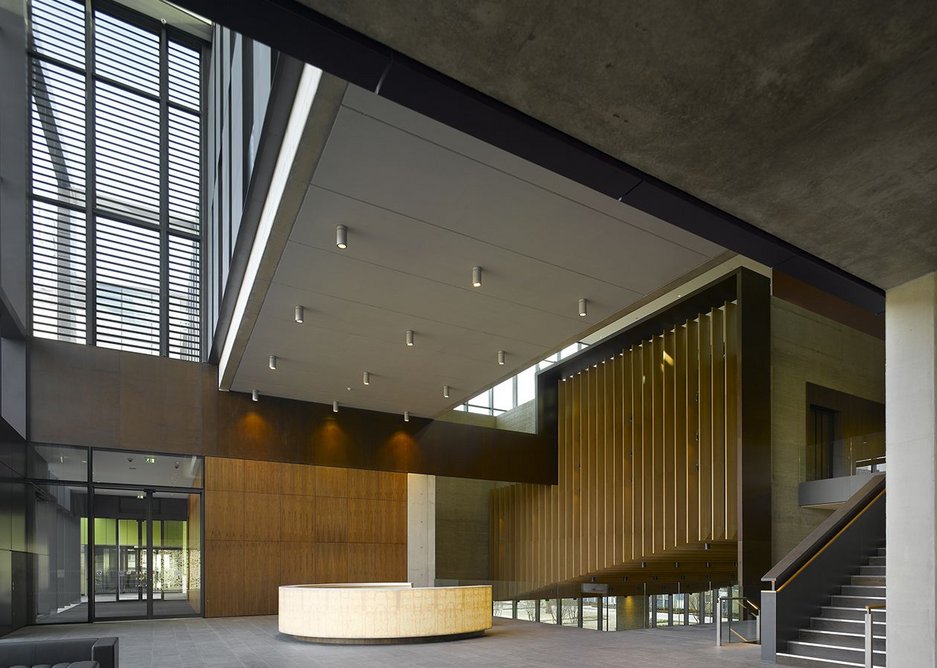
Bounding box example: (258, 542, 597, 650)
(278, 582, 492, 644)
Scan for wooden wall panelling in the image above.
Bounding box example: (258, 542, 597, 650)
(686, 318, 700, 543)
(712, 307, 727, 541)
(571, 372, 581, 581)
(663, 329, 676, 551)
(632, 345, 645, 560)
(674, 324, 688, 549)
(489, 301, 744, 598)
(607, 356, 618, 567)
(622, 350, 633, 562)
(698, 313, 713, 541)
(725, 301, 739, 540)
(590, 363, 600, 573)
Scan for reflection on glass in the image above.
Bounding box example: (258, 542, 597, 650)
(92, 450, 203, 488)
(492, 600, 513, 619)
(516, 599, 537, 622)
(27, 444, 89, 482)
(153, 491, 200, 617)
(31, 484, 88, 623)
(560, 598, 578, 626)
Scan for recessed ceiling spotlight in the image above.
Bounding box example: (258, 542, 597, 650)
(472, 266, 482, 288)
(404, 411, 410, 422)
(268, 355, 278, 370)
(251, 389, 259, 402)
(497, 350, 505, 366)
(336, 224, 347, 249)
(294, 305, 304, 324)
(363, 370, 371, 386)
(332, 401, 339, 413)
(443, 384, 450, 399)
(578, 298, 588, 317)
(406, 330, 414, 347)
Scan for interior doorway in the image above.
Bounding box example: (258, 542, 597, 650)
(90, 488, 201, 621)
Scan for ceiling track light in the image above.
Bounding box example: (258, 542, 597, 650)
(443, 384, 450, 399)
(497, 350, 505, 366)
(363, 370, 370, 386)
(268, 355, 278, 370)
(578, 297, 588, 317)
(472, 265, 482, 288)
(336, 224, 347, 249)
(294, 305, 304, 324)
(251, 389, 259, 402)
(332, 401, 339, 413)
(404, 410, 410, 422)
(406, 330, 414, 347)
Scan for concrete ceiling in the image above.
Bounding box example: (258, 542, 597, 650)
(230, 84, 725, 416)
(299, 0, 937, 290)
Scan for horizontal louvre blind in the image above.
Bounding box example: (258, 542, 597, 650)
(95, 218, 161, 355)
(169, 41, 201, 112)
(29, 0, 84, 67)
(168, 236, 200, 360)
(30, 0, 203, 360)
(168, 107, 200, 233)
(32, 201, 87, 342)
(94, 81, 161, 223)
(93, 11, 159, 96)
(30, 59, 86, 207)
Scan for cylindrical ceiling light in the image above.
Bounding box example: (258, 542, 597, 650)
(294, 305, 304, 324)
(268, 355, 278, 370)
(332, 400, 339, 413)
(443, 384, 450, 399)
(363, 370, 370, 386)
(406, 330, 414, 347)
(497, 350, 505, 366)
(472, 265, 482, 288)
(404, 411, 410, 422)
(336, 224, 348, 249)
(251, 389, 259, 402)
(578, 298, 588, 317)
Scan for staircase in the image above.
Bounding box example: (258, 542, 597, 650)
(777, 546, 886, 667)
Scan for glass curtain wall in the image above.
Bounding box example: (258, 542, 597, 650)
(25, 444, 203, 624)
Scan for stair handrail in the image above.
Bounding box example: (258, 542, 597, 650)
(763, 473, 885, 592)
(864, 603, 886, 668)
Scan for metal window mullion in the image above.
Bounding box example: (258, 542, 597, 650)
(159, 26, 169, 357)
(85, 0, 96, 346)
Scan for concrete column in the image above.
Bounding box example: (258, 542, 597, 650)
(407, 474, 435, 587)
(886, 272, 937, 667)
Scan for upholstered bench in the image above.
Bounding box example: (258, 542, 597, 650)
(0, 637, 118, 668)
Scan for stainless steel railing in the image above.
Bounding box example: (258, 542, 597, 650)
(864, 603, 885, 668)
(715, 596, 760, 646)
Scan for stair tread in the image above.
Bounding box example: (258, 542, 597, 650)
(776, 653, 863, 667)
(788, 640, 885, 655)
(802, 629, 886, 639)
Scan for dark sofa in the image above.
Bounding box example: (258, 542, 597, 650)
(0, 636, 118, 668)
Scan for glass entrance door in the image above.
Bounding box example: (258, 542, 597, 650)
(92, 489, 151, 619)
(90, 487, 202, 620)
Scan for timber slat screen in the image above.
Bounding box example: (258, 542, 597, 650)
(491, 302, 739, 598)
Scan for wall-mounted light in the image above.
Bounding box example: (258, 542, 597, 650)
(443, 384, 450, 399)
(472, 266, 482, 288)
(404, 411, 410, 422)
(332, 401, 339, 413)
(497, 350, 505, 366)
(336, 224, 347, 249)
(268, 355, 278, 370)
(294, 305, 304, 324)
(251, 389, 259, 402)
(578, 298, 588, 317)
(406, 330, 414, 347)
(363, 370, 370, 386)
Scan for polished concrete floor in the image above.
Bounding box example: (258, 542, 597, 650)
(3, 616, 767, 667)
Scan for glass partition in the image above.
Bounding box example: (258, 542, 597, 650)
(31, 484, 88, 623)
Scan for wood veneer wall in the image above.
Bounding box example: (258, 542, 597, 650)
(203, 456, 406, 617)
(492, 302, 739, 598)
